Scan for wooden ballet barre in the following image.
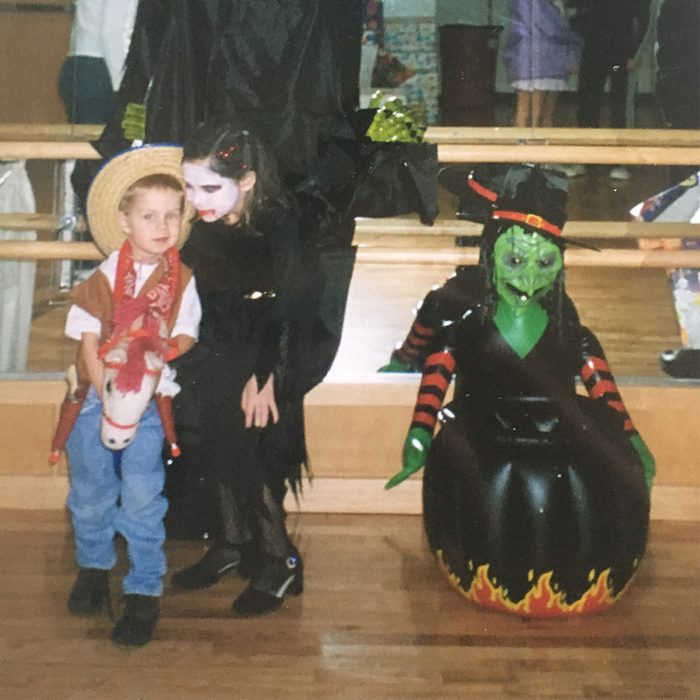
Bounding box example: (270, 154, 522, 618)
(0, 125, 698, 164)
(1, 213, 698, 240)
(1, 141, 696, 165)
(354, 218, 698, 240)
(0, 141, 100, 160)
(356, 247, 700, 268)
(425, 126, 700, 148)
(0, 240, 101, 260)
(0, 123, 696, 147)
(0, 213, 82, 232)
(2, 239, 700, 268)
(0, 124, 103, 141)
(437, 144, 700, 165)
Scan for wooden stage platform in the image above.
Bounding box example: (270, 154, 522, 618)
(1, 509, 698, 699)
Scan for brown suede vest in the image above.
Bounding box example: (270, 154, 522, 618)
(69, 259, 193, 388)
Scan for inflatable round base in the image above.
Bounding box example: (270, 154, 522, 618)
(423, 400, 649, 618)
(435, 550, 639, 617)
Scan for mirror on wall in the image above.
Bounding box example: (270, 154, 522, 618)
(369, 0, 666, 131)
(0, 0, 697, 380)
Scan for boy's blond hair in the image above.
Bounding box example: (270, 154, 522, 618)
(118, 173, 185, 213)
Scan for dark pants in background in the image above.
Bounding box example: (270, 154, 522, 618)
(576, 44, 629, 128)
(58, 55, 114, 124)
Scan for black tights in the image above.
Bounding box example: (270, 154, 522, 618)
(219, 482, 293, 559)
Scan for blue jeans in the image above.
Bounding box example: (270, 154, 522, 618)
(66, 389, 167, 596)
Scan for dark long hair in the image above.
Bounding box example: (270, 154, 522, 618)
(182, 119, 289, 218)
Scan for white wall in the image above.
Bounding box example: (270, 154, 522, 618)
(383, 0, 435, 18)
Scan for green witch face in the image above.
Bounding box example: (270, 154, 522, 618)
(492, 225, 563, 312)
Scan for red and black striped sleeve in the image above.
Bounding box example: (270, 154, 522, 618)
(395, 319, 436, 368)
(579, 327, 636, 434)
(410, 349, 456, 434)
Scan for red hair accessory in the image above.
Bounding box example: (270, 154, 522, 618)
(216, 145, 238, 159)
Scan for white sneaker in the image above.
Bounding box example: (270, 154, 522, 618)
(609, 166, 631, 180)
(553, 164, 586, 178)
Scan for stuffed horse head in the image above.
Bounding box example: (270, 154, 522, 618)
(100, 338, 165, 449)
(99, 298, 171, 450)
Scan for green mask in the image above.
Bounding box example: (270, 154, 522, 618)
(493, 226, 563, 312)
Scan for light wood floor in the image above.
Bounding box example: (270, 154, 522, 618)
(1, 509, 698, 699)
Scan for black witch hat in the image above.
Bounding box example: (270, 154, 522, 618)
(438, 163, 511, 224)
(490, 164, 569, 243)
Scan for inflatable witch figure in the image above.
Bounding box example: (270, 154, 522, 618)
(386, 165, 655, 617)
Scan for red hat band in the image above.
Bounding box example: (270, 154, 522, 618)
(467, 175, 498, 202)
(492, 210, 562, 237)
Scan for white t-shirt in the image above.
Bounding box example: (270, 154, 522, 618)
(68, 0, 103, 58)
(101, 0, 139, 91)
(68, 0, 138, 91)
(65, 250, 201, 341)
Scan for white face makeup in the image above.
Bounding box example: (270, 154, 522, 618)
(182, 162, 242, 223)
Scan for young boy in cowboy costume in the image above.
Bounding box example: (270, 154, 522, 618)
(63, 145, 201, 646)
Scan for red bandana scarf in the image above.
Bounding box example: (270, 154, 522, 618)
(100, 241, 181, 392)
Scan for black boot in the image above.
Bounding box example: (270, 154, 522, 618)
(232, 551, 303, 618)
(660, 348, 700, 379)
(67, 568, 110, 616)
(171, 542, 255, 590)
(111, 594, 159, 647)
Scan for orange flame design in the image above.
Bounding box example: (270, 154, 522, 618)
(436, 550, 637, 617)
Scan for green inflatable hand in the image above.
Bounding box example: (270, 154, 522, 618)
(630, 434, 656, 492)
(377, 350, 412, 373)
(385, 426, 432, 489)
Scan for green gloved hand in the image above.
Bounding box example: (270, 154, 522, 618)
(385, 426, 432, 489)
(377, 350, 412, 373)
(630, 434, 655, 492)
(121, 102, 146, 142)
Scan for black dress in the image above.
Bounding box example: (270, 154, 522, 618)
(165, 206, 307, 551)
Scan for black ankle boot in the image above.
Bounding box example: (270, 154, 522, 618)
(111, 594, 159, 647)
(67, 568, 110, 616)
(236, 541, 260, 581)
(171, 542, 254, 590)
(232, 551, 303, 618)
(660, 348, 700, 379)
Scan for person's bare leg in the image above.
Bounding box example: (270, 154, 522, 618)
(514, 90, 532, 127)
(531, 90, 545, 127)
(541, 91, 558, 127)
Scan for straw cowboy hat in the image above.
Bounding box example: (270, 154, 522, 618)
(86, 144, 193, 256)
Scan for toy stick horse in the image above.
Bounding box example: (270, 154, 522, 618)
(49, 295, 181, 464)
